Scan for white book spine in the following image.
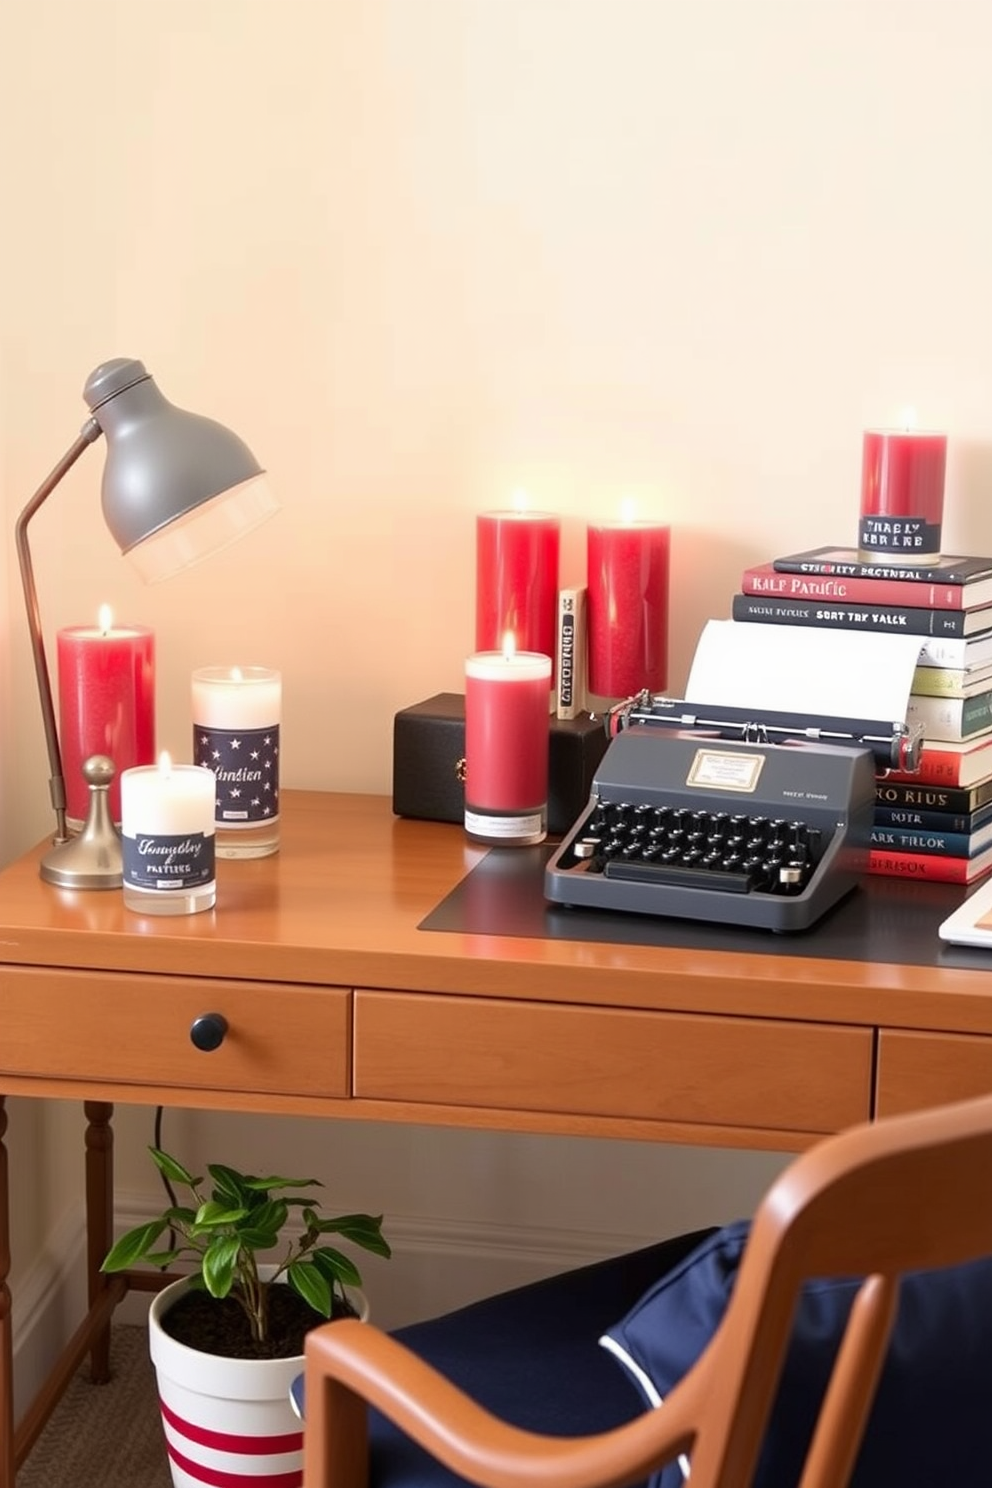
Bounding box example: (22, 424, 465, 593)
(555, 586, 587, 720)
(917, 635, 992, 666)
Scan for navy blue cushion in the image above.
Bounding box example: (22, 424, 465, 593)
(602, 1219, 992, 1488)
(364, 1229, 716, 1488)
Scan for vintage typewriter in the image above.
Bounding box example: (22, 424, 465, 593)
(544, 692, 923, 933)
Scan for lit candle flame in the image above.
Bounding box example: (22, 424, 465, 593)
(158, 750, 173, 777)
(620, 496, 638, 524)
(511, 488, 529, 513)
(900, 406, 919, 431)
(231, 666, 244, 682)
(501, 632, 517, 660)
(98, 604, 113, 635)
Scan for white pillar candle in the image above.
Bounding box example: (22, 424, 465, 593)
(120, 754, 216, 915)
(191, 666, 281, 858)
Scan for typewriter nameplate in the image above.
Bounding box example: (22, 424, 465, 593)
(687, 748, 765, 793)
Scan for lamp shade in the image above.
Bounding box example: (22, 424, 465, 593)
(84, 358, 278, 582)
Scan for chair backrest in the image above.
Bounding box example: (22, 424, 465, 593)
(303, 1092, 992, 1488)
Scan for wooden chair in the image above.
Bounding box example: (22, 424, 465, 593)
(302, 1093, 992, 1488)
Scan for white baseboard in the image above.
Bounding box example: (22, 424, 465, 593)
(11, 1201, 88, 1426)
(12, 1193, 652, 1420)
(365, 1211, 646, 1330)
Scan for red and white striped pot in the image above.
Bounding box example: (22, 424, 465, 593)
(149, 1271, 367, 1488)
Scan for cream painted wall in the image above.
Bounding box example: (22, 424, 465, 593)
(4, 0, 992, 1330)
(0, 353, 48, 1310)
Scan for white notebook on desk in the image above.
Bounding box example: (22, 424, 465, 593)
(938, 876, 992, 948)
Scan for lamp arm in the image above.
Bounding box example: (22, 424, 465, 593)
(15, 417, 103, 844)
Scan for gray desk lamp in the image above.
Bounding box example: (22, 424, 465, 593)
(15, 357, 278, 889)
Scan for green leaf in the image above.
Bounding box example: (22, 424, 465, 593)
(201, 1236, 241, 1297)
(246, 1199, 288, 1233)
(163, 1205, 198, 1229)
(150, 1149, 199, 1189)
(310, 1246, 362, 1288)
(101, 1219, 169, 1272)
(208, 1164, 251, 1206)
(193, 1201, 249, 1231)
(141, 1248, 186, 1267)
(287, 1259, 332, 1317)
(242, 1175, 322, 1192)
(237, 1226, 282, 1250)
(314, 1214, 392, 1258)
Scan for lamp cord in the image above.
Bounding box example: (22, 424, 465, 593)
(152, 1105, 180, 1247)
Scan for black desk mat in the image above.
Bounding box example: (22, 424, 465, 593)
(420, 846, 992, 971)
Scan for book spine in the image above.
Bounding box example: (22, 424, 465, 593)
(915, 636, 971, 666)
(867, 849, 978, 883)
(874, 804, 992, 833)
(773, 556, 977, 583)
(870, 825, 982, 856)
(875, 779, 992, 812)
(555, 586, 587, 721)
(910, 667, 987, 698)
(905, 691, 992, 741)
(730, 593, 968, 637)
(741, 568, 965, 609)
(884, 749, 985, 787)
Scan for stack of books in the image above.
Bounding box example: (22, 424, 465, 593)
(734, 545, 992, 885)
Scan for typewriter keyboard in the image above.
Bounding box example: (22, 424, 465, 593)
(570, 800, 824, 897)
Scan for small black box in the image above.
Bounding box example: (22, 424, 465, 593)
(392, 692, 608, 837)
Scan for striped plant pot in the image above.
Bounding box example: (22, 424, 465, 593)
(149, 1272, 368, 1488)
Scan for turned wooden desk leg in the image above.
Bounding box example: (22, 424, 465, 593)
(0, 1098, 14, 1488)
(84, 1102, 115, 1384)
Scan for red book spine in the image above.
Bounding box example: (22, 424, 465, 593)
(740, 564, 965, 609)
(885, 746, 992, 786)
(867, 850, 979, 882)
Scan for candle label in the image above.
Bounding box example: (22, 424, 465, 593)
(858, 515, 941, 556)
(122, 832, 215, 891)
(193, 724, 280, 826)
(464, 808, 546, 845)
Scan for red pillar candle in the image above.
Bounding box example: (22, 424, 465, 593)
(475, 507, 560, 678)
(57, 608, 155, 825)
(858, 427, 947, 563)
(587, 518, 670, 700)
(464, 645, 552, 846)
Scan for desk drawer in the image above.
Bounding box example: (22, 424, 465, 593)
(0, 967, 349, 1097)
(354, 991, 871, 1135)
(876, 1029, 992, 1117)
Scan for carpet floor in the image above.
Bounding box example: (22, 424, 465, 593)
(18, 1326, 172, 1488)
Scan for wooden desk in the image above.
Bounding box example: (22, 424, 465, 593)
(3, 789, 992, 1482)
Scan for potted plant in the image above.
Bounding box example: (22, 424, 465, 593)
(101, 1146, 391, 1488)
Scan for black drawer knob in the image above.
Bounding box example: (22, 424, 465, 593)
(190, 1013, 228, 1052)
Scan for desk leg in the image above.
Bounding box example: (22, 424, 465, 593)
(0, 1098, 14, 1488)
(84, 1102, 114, 1384)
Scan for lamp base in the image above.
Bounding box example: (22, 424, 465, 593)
(41, 755, 123, 890)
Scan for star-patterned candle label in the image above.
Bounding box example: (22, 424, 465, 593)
(194, 724, 280, 825)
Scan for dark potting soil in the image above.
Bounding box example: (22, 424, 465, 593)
(161, 1285, 359, 1360)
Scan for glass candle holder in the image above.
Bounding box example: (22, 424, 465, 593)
(120, 758, 216, 916)
(464, 648, 552, 846)
(192, 666, 281, 858)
